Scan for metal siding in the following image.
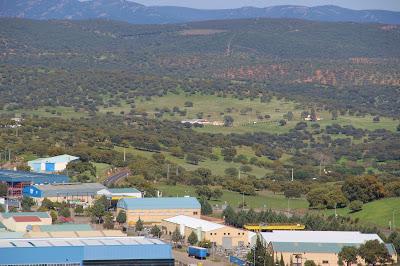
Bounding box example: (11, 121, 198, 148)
(0, 169, 69, 183)
(84, 245, 173, 260)
(0, 246, 83, 264)
(33, 163, 42, 172)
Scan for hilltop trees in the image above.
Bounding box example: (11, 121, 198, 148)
(342, 175, 385, 203)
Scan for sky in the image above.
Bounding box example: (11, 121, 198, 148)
(131, 0, 400, 11)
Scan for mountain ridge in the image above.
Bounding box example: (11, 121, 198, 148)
(1, 0, 400, 24)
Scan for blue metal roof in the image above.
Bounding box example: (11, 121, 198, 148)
(117, 197, 200, 210)
(1, 212, 50, 219)
(28, 154, 79, 164)
(39, 224, 93, 232)
(0, 169, 69, 183)
(0, 237, 173, 264)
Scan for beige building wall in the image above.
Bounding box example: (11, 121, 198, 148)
(120, 208, 200, 225)
(276, 251, 397, 266)
(161, 220, 248, 247)
(34, 195, 96, 205)
(277, 252, 339, 266)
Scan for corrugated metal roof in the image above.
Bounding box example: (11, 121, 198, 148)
(385, 243, 396, 256)
(109, 187, 141, 193)
(0, 169, 69, 183)
(117, 197, 200, 210)
(272, 242, 360, 253)
(31, 182, 106, 197)
(39, 224, 93, 232)
(1, 212, 50, 219)
(163, 215, 225, 232)
(28, 154, 79, 164)
(13, 216, 42, 222)
(261, 231, 382, 244)
(0, 236, 173, 264)
(0, 232, 25, 239)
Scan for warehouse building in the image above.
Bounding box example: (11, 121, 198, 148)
(23, 182, 106, 204)
(256, 231, 398, 266)
(0, 212, 52, 232)
(117, 197, 201, 225)
(0, 236, 174, 266)
(162, 215, 248, 249)
(0, 169, 69, 197)
(28, 154, 79, 173)
(26, 224, 126, 238)
(97, 187, 142, 200)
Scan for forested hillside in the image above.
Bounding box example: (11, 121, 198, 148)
(1, 0, 400, 24)
(1, 18, 399, 116)
(0, 17, 399, 233)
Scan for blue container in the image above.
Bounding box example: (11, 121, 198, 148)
(187, 246, 208, 260)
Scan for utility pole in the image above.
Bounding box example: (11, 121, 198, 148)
(8, 149, 11, 162)
(123, 148, 126, 162)
(167, 164, 170, 179)
(238, 169, 241, 180)
(393, 210, 396, 230)
(242, 192, 245, 211)
(175, 167, 179, 177)
(291, 168, 294, 182)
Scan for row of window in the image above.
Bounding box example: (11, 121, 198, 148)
(209, 232, 245, 236)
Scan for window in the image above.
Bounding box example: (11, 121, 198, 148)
(228, 233, 230, 235)
(224, 233, 226, 235)
(322, 261, 329, 264)
(193, 212, 198, 215)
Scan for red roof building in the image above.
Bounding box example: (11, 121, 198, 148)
(13, 216, 42, 222)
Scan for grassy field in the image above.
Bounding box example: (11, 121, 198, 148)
(0, 106, 86, 119)
(320, 197, 400, 229)
(157, 184, 308, 210)
(115, 146, 271, 178)
(132, 93, 398, 134)
(93, 162, 112, 181)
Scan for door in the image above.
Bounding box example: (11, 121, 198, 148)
(45, 162, 55, 172)
(222, 237, 232, 249)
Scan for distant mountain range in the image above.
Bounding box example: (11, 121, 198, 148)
(1, 0, 400, 24)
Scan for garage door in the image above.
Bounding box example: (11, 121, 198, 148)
(222, 237, 232, 249)
(45, 162, 55, 172)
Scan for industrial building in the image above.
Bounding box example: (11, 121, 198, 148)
(0, 236, 174, 266)
(0, 169, 69, 197)
(162, 215, 249, 248)
(28, 154, 79, 173)
(23, 182, 106, 204)
(0, 212, 52, 232)
(26, 224, 126, 238)
(97, 187, 142, 200)
(117, 197, 201, 225)
(256, 231, 398, 266)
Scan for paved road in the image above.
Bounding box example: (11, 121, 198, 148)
(173, 250, 228, 266)
(103, 169, 130, 186)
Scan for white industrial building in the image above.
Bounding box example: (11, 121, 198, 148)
(28, 154, 79, 173)
(97, 188, 142, 200)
